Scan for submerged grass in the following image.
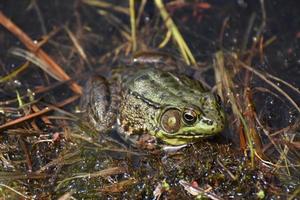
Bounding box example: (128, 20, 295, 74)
(0, 61, 30, 83)
(0, 11, 82, 94)
(82, 0, 129, 15)
(129, 0, 137, 52)
(154, 0, 196, 65)
(0, 183, 29, 199)
(213, 51, 256, 166)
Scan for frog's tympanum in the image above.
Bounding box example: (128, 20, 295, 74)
(81, 57, 225, 148)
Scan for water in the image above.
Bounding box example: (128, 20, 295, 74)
(0, 1, 299, 199)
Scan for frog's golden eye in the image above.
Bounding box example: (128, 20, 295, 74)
(182, 109, 197, 125)
(161, 109, 181, 133)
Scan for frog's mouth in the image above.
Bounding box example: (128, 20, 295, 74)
(155, 132, 205, 145)
(155, 127, 220, 145)
(163, 131, 218, 139)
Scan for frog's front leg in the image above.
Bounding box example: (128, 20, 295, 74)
(80, 75, 119, 133)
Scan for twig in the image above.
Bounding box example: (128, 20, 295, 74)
(36, 149, 81, 173)
(129, 0, 137, 51)
(241, 13, 256, 54)
(0, 183, 29, 199)
(19, 137, 33, 172)
(179, 180, 224, 200)
(136, 0, 147, 26)
(82, 0, 129, 15)
(0, 95, 80, 131)
(97, 10, 131, 40)
(235, 59, 300, 113)
(64, 26, 91, 69)
(0, 172, 50, 180)
(56, 167, 127, 190)
(216, 158, 237, 180)
(70, 133, 143, 155)
(154, 0, 196, 65)
(0, 61, 30, 83)
(213, 51, 255, 165)
(0, 11, 82, 94)
(29, 0, 47, 34)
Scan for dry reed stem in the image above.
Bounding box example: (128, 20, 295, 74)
(0, 11, 82, 94)
(0, 95, 80, 131)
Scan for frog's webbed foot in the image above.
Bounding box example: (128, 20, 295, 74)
(80, 75, 119, 132)
(120, 131, 159, 151)
(162, 144, 190, 153)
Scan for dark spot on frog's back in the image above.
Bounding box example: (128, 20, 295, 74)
(103, 94, 111, 104)
(134, 104, 141, 110)
(123, 124, 129, 132)
(159, 71, 171, 78)
(176, 91, 183, 96)
(132, 128, 144, 135)
(159, 93, 169, 100)
(135, 74, 150, 82)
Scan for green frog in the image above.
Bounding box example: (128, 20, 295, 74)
(80, 54, 225, 149)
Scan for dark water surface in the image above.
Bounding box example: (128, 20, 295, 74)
(0, 0, 299, 199)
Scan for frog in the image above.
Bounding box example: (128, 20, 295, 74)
(80, 53, 226, 149)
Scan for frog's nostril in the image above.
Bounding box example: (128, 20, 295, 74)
(201, 118, 213, 126)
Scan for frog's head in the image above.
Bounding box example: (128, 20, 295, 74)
(155, 93, 226, 145)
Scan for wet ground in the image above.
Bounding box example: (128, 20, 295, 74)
(0, 0, 299, 199)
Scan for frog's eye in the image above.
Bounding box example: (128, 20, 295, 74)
(182, 109, 197, 125)
(161, 109, 181, 133)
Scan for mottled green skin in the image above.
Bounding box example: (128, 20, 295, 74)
(81, 68, 225, 146)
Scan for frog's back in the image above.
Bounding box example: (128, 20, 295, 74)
(123, 68, 207, 107)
